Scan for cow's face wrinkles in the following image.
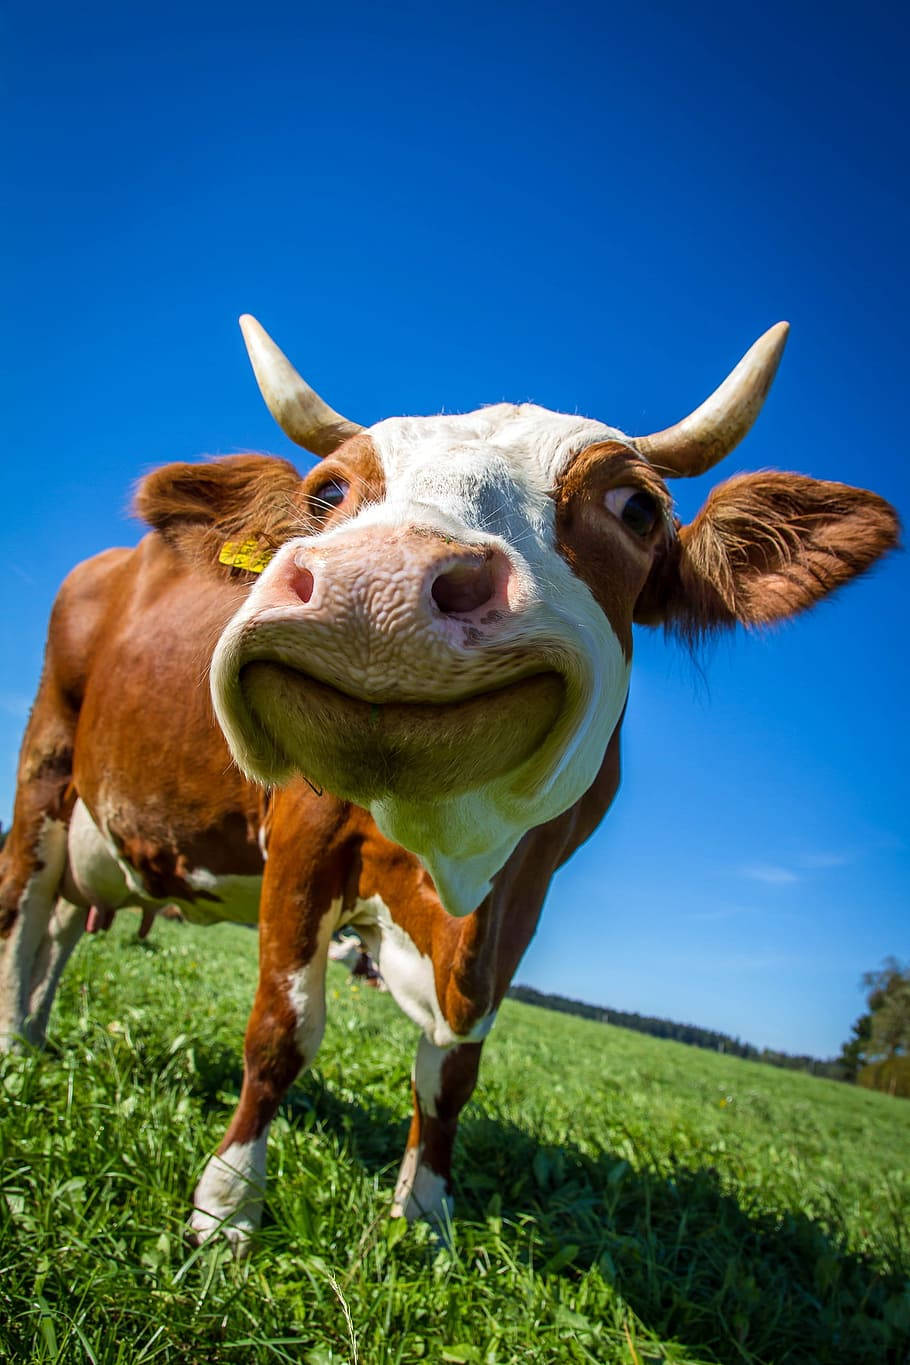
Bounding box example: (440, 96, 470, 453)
(212, 406, 669, 915)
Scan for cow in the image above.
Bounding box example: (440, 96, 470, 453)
(328, 930, 386, 988)
(0, 316, 898, 1252)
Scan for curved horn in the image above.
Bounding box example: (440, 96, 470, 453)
(634, 322, 789, 478)
(239, 314, 364, 457)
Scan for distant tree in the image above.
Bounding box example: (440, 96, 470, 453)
(862, 959, 910, 1056)
(838, 1012, 872, 1082)
(844, 958, 910, 1098)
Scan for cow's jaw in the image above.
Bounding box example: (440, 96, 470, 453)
(235, 661, 566, 799)
(211, 406, 633, 915)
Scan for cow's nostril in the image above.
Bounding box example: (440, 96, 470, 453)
(431, 557, 495, 614)
(290, 566, 315, 604)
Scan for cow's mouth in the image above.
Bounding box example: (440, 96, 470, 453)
(237, 660, 565, 801)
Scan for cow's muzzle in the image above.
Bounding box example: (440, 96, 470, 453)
(236, 659, 564, 801)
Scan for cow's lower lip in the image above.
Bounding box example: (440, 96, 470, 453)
(238, 660, 565, 800)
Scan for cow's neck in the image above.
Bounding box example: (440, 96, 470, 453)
(429, 723, 624, 1034)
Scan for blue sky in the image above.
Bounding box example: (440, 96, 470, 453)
(4, 1, 907, 1057)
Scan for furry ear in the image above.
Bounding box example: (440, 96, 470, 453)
(133, 454, 304, 571)
(134, 455, 300, 535)
(634, 471, 900, 637)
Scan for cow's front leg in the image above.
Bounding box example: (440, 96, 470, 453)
(189, 907, 337, 1252)
(189, 813, 344, 1255)
(392, 1035, 483, 1230)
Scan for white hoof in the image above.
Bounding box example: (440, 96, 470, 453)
(392, 1145, 454, 1230)
(190, 1136, 267, 1256)
(187, 1206, 257, 1257)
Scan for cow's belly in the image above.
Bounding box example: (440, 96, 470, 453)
(63, 799, 262, 927)
(343, 894, 495, 1049)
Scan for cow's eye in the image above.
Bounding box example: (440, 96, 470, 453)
(604, 486, 660, 537)
(311, 477, 349, 510)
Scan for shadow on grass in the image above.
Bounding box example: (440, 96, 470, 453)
(201, 1065, 907, 1365)
(453, 1119, 908, 1365)
(173, 1024, 907, 1364)
(53, 933, 907, 1361)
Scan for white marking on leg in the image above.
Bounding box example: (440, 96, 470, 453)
(26, 897, 85, 1042)
(191, 897, 339, 1254)
(413, 1032, 446, 1117)
(392, 1035, 456, 1226)
(286, 897, 341, 1063)
(0, 818, 67, 1050)
(392, 1144, 453, 1226)
(190, 1133, 269, 1255)
(391, 1142, 420, 1216)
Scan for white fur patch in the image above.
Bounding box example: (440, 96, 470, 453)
(286, 897, 341, 1062)
(363, 410, 631, 912)
(413, 1034, 447, 1118)
(190, 1133, 268, 1252)
(346, 895, 495, 1048)
(391, 1037, 462, 1223)
(391, 1143, 452, 1226)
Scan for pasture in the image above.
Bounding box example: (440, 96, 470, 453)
(1, 918, 907, 1364)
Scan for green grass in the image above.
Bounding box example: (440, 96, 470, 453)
(1, 918, 908, 1364)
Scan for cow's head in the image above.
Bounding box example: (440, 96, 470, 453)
(204, 317, 897, 913)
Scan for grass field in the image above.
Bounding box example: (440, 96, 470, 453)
(1, 918, 907, 1364)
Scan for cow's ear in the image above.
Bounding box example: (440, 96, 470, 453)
(634, 471, 899, 636)
(134, 455, 301, 539)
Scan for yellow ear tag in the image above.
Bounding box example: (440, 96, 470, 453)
(218, 539, 275, 573)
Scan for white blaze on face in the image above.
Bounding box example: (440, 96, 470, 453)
(357, 405, 632, 913)
(214, 404, 633, 916)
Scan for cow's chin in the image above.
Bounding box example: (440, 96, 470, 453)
(236, 660, 565, 802)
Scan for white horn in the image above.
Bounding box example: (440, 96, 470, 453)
(635, 322, 789, 477)
(239, 315, 363, 458)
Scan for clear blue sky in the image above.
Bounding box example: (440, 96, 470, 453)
(4, 1, 907, 1057)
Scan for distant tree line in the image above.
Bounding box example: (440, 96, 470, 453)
(510, 964, 910, 1096)
(507, 984, 849, 1080)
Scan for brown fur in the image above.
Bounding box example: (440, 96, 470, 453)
(554, 442, 674, 657)
(135, 454, 304, 574)
(634, 471, 900, 637)
(134, 437, 387, 582)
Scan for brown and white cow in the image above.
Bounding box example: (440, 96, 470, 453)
(0, 317, 898, 1250)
